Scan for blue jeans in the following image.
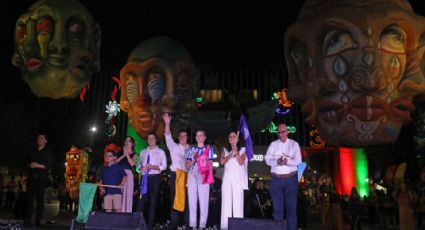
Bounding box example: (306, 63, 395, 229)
(270, 173, 298, 230)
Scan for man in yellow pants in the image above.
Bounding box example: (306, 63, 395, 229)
(163, 113, 189, 230)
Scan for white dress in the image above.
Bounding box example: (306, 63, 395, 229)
(220, 147, 248, 229)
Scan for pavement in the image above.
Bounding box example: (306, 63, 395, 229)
(0, 210, 73, 230)
(0, 208, 418, 230)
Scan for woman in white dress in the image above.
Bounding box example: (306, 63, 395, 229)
(220, 131, 248, 229)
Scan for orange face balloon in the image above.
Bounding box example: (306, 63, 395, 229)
(285, 0, 425, 147)
(120, 37, 199, 139)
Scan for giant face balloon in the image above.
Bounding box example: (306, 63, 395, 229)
(285, 0, 425, 147)
(65, 146, 88, 201)
(120, 37, 199, 139)
(12, 0, 101, 99)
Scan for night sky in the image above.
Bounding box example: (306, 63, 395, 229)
(1, 0, 425, 177)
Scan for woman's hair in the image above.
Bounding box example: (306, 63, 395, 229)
(225, 130, 244, 152)
(196, 129, 206, 136)
(125, 136, 135, 153)
(195, 129, 207, 145)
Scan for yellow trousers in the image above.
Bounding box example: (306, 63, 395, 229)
(173, 169, 187, 212)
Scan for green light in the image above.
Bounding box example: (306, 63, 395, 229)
(287, 126, 297, 133)
(196, 97, 203, 103)
(261, 122, 278, 133)
(261, 122, 297, 134)
(271, 92, 278, 100)
(354, 148, 369, 197)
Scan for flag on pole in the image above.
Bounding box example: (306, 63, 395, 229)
(140, 154, 150, 197)
(298, 162, 307, 182)
(76, 183, 97, 223)
(239, 115, 254, 161)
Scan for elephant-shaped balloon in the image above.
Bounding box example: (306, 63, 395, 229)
(120, 37, 200, 139)
(285, 0, 425, 147)
(12, 0, 101, 99)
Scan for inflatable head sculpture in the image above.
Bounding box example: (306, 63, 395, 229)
(285, 0, 425, 147)
(65, 146, 88, 201)
(12, 0, 101, 99)
(120, 37, 199, 139)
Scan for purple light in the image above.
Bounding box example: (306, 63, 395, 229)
(276, 108, 291, 115)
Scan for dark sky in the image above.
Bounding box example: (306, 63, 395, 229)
(1, 1, 306, 70)
(0, 1, 307, 173)
(1, 0, 425, 174)
(3, 1, 425, 69)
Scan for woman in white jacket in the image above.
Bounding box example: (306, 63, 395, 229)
(220, 131, 248, 229)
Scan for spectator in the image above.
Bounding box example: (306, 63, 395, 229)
(57, 181, 68, 211)
(394, 181, 416, 230)
(13, 171, 28, 219)
(319, 175, 331, 228)
(5, 175, 17, 211)
(25, 133, 54, 228)
(247, 179, 272, 219)
(348, 187, 363, 230)
(382, 185, 396, 228)
(327, 179, 343, 230)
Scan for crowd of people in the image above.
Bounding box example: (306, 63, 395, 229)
(1, 119, 425, 230)
(297, 172, 425, 230)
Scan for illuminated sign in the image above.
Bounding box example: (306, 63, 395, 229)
(252, 154, 264, 162)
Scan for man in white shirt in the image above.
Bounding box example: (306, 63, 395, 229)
(137, 133, 167, 230)
(265, 124, 301, 230)
(163, 113, 190, 230)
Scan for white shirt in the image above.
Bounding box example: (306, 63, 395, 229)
(264, 138, 301, 175)
(138, 146, 167, 175)
(222, 147, 248, 190)
(164, 133, 189, 172)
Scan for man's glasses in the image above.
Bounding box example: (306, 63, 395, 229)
(277, 130, 288, 134)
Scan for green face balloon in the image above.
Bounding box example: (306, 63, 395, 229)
(12, 0, 101, 99)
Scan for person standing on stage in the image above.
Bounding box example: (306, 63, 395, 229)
(25, 133, 54, 228)
(137, 133, 167, 230)
(100, 151, 127, 213)
(186, 129, 214, 230)
(265, 123, 302, 230)
(114, 136, 137, 212)
(220, 131, 248, 229)
(163, 113, 190, 230)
